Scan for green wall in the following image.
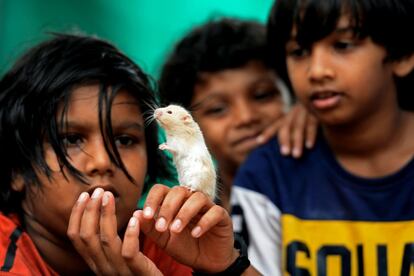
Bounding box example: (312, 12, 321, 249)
(0, 0, 274, 77)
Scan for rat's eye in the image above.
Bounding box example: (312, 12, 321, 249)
(167, 110, 172, 114)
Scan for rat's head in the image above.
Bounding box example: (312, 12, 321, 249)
(154, 104, 196, 133)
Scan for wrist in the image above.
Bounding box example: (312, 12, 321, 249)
(193, 234, 250, 276)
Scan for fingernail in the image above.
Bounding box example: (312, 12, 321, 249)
(156, 217, 167, 231)
(78, 192, 88, 202)
(91, 188, 103, 199)
(171, 219, 182, 232)
(256, 135, 265, 144)
(128, 217, 137, 228)
(281, 146, 290, 155)
(102, 192, 110, 206)
(191, 226, 202, 238)
(306, 141, 313, 149)
(293, 148, 300, 158)
(143, 207, 153, 218)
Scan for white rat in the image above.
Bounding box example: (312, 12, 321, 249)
(153, 104, 217, 200)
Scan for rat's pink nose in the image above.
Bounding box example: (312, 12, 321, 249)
(154, 110, 163, 118)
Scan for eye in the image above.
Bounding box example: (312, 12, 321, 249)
(167, 110, 172, 114)
(333, 41, 355, 51)
(253, 89, 278, 102)
(61, 133, 83, 148)
(115, 135, 138, 147)
(204, 104, 228, 117)
(286, 45, 309, 58)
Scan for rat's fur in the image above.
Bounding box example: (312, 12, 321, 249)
(154, 104, 217, 200)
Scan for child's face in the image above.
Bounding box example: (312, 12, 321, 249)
(191, 61, 284, 171)
(285, 16, 397, 126)
(16, 85, 147, 238)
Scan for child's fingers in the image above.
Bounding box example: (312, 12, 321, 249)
(67, 192, 95, 270)
(168, 191, 211, 233)
(278, 111, 297, 156)
(291, 106, 308, 158)
(154, 186, 191, 232)
(122, 211, 163, 275)
(189, 204, 229, 238)
(122, 211, 142, 255)
(142, 184, 170, 219)
(78, 188, 113, 274)
(99, 191, 131, 275)
(257, 118, 284, 145)
(305, 113, 318, 149)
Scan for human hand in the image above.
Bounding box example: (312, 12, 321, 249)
(276, 103, 318, 158)
(67, 188, 163, 276)
(136, 184, 238, 273)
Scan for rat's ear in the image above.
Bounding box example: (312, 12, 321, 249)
(11, 174, 25, 192)
(182, 114, 192, 124)
(392, 53, 414, 77)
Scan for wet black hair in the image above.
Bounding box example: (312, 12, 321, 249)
(267, 0, 414, 110)
(0, 33, 169, 214)
(159, 17, 270, 108)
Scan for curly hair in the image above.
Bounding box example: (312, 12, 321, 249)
(159, 17, 271, 108)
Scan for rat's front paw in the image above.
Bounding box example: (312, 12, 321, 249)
(159, 143, 168, 150)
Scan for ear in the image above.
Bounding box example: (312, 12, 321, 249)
(182, 114, 191, 124)
(392, 53, 414, 77)
(11, 174, 25, 192)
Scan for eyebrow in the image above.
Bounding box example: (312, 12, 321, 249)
(63, 121, 144, 132)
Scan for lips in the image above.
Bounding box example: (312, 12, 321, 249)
(310, 91, 343, 110)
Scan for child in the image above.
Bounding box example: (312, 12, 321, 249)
(158, 18, 317, 275)
(234, 0, 414, 275)
(0, 33, 259, 275)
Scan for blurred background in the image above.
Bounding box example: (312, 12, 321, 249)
(0, 0, 274, 78)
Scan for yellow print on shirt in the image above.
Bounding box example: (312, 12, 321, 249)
(282, 215, 414, 275)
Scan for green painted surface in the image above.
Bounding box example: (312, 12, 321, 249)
(0, 0, 274, 77)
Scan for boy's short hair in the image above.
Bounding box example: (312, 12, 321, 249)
(267, 0, 414, 110)
(159, 17, 270, 108)
(0, 34, 168, 214)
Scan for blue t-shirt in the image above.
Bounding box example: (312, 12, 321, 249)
(233, 135, 414, 275)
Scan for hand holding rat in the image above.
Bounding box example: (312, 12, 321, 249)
(137, 184, 238, 273)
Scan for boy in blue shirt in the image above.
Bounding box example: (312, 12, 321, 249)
(234, 0, 414, 274)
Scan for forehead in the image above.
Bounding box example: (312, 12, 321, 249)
(195, 61, 275, 91)
(61, 85, 142, 119)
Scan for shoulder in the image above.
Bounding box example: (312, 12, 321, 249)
(0, 213, 58, 275)
(234, 135, 332, 205)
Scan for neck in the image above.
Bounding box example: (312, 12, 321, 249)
(323, 107, 414, 177)
(23, 211, 91, 275)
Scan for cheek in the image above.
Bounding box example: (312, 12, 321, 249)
(24, 177, 82, 234)
(259, 101, 285, 120)
(124, 150, 148, 184)
(197, 120, 228, 156)
(44, 145, 62, 172)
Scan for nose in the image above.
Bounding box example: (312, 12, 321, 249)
(233, 99, 260, 127)
(154, 109, 162, 118)
(84, 138, 115, 177)
(307, 46, 335, 83)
